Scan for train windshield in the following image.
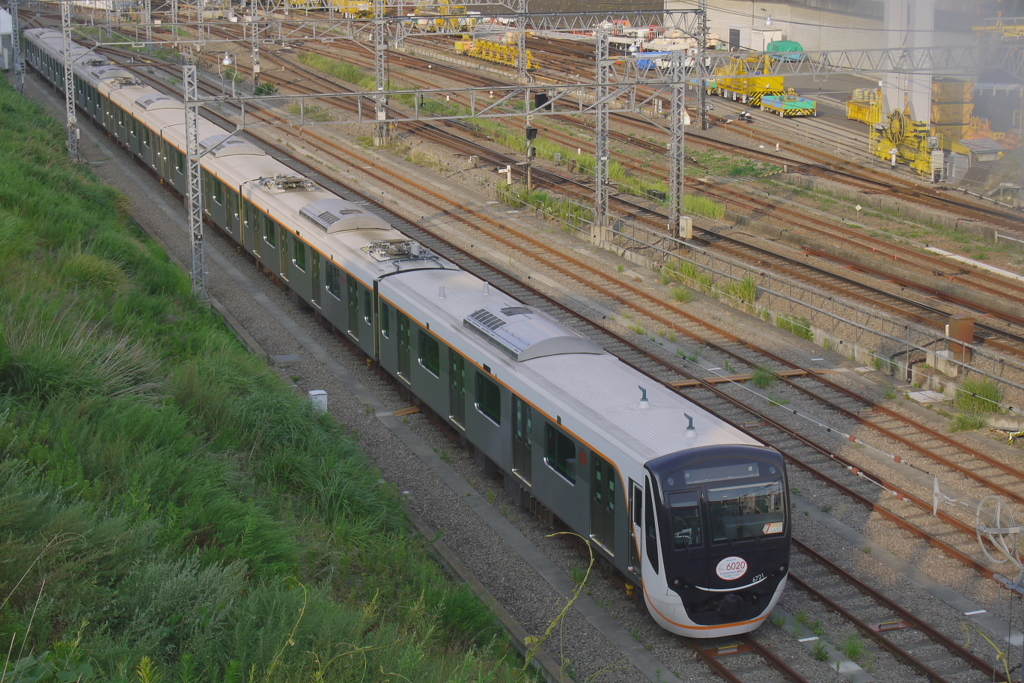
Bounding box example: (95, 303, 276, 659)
(669, 491, 703, 549)
(708, 479, 786, 543)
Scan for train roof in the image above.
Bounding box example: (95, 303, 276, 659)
(380, 268, 761, 466)
(195, 149, 456, 284)
(26, 28, 99, 64)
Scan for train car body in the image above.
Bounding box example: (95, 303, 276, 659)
(760, 92, 816, 117)
(23, 27, 789, 638)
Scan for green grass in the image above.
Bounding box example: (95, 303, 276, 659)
(842, 635, 870, 665)
(495, 184, 593, 231)
(0, 77, 528, 683)
(950, 413, 988, 432)
(775, 313, 814, 342)
(721, 275, 757, 310)
(751, 366, 777, 389)
(954, 377, 1003, 413)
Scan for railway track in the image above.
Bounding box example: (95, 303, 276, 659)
(183, 57, 1024, 584)
(790, 539, 1003, 683)
(122, 44, 1024, 557)
(286, 45, 1024, 350)
(68, 38, 1019, 683)
(685, 635, 812, 683)
(152, 34, 1024, 372)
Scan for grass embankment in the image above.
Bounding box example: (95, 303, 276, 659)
(0, 78, 528, 681)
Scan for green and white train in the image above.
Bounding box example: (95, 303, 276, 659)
(25, 27, 791, 637)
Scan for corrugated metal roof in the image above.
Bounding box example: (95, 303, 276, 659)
(136, 94, 181, 111)
(300, 198, 391, 233)
(199, 134, 263, 157)
(463, 305, 603, 361)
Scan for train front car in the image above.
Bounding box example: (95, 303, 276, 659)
(638, 444, 789, 638)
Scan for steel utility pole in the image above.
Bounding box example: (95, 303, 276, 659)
(373, 0, 388, 145)
(698, 0, 709, 130)
(61, 0, 79, 161)
(12, 0, 23, 94)
(593, 25, 609, 235)
(183, 63, 206, 297)
(251, 18, 261, 89)
(668, 50, 687, 238)
(143, 0, 152, 46)
(516, 0, 527, 85)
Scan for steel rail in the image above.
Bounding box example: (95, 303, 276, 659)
(791, 537, 1001, 682)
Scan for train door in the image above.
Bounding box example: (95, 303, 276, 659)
(590, 454, 617, 554)
(347, 276, 359, 338)
(449, 349, 465, 427)
(311, 252, 321, 308)
(641, 475, 661, 577)
(279, 228, 290, 281)
(629, 479, 642, 576)
(397, 312, 411, 381)
(511, 396, 532, 483)
(239, 200, 248, 251)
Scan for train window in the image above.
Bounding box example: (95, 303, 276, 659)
(708, 479, 785, 543)
(130, 118, 138, 138)
(211, 178, 224, 206)
(631, 481, 642, 528)
(174, 149, 185, 174)
(544, 424, 575, 484)
(380, 302, 391, 338)
(683, 462, 759, 485)
(668, 491, 702, 549)
(644, 484, 660, 574)
(293, 235, 306, 271)
(363, 290, 373, 325)
(263, 215, 276, 247)
(418, 330, 440, 377)
(142, 128, 151, 148)
(475, 373, 501, 426)
(326, 264, 342, 300)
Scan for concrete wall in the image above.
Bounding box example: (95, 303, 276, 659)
(664, 0, 884, 52)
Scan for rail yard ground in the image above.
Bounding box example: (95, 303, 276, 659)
(0, 76, 535, 683)
(13, 20, 1024, 681)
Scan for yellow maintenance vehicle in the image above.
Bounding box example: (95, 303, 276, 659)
(411, 0, 473, 32)
(710, 54, 784, 106)
(846, 78, 1016, 177)
(847, 89, 942, 175)
(455, 38, 537, 70)
(334, 0, 372, 18)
